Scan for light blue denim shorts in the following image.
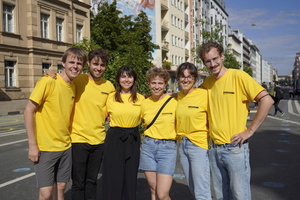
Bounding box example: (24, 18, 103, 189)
(139, 136, 177, 175)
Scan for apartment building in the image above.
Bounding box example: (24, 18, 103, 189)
(0, 0, 90, 115)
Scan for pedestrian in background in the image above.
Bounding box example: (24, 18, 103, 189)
(24, 47, 86, 200)
(289, 85, 295, 99)
(139, 67, 177, 200)
(198, 41, 274, 200)
(176, 62, 211, 200)
(272, 82, 285, 116)
(102, 65, 144, 200)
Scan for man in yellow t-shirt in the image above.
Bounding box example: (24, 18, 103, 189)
(70, 49, 115, 200)
(198, 41, 274, 200)
(24, 47, 86, 200)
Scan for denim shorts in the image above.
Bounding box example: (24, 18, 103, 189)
(139, 136, 177, 175)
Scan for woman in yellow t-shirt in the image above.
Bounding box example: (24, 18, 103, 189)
(102, 65, 144, 200)
(176, 62, 211, 200)
(139, 67, 177, 200)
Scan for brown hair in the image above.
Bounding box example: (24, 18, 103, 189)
(114, 65, 138, 103)
(146, 67, 170, 84)
(62, 47, 87, 65)
(177, 62, 198, 81)
(198, 41, 224, 62)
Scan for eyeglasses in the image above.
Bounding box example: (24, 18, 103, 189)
(179, 76, 194, 80)
(204, 56, 220, 66)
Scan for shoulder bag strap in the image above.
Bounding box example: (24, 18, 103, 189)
(146, 96, 173, 130)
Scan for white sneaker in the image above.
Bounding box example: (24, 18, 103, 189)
(281, 112, 285, 116)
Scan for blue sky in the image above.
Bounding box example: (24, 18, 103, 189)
(224, 0, 300, 75)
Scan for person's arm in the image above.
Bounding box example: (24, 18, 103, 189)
(231, 90, 274, 146)
(24, 100, 40, 163)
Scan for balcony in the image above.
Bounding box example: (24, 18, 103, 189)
(161, 0, 168, 10)
(185, 48, 189, 57)
(161, 20, 169, 31)
(162, 40, 169, 52)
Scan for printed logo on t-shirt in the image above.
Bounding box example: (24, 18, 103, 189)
(188, 106, 199, 108)
(223, 91, 234, 94)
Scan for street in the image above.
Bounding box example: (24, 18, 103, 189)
(0, 97, 300, 200)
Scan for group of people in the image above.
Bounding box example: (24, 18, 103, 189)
(24, 41, 274, 200)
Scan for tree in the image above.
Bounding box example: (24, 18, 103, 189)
(196, 20, 254, 75)
(90, 1, 158, 94)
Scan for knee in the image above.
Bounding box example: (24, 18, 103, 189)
(39, 188, 53, 200)
(156, 191, 170, 200)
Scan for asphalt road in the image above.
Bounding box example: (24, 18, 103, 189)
(0, 96, 300, 200)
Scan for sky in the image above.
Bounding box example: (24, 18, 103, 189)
(224, 0, 300, 75)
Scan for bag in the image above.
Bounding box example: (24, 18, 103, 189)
(146, 96, 173, 129)
(276, 88, 284, 100)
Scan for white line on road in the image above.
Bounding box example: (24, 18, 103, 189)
(288, 100, 300, 117)
(0, 129, 26, 137)
(0, 139, 28, 147)
(0, 172, 35, 188)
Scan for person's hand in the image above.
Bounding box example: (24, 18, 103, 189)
(28, 144, 40, 163)
(44, 69, 57, 79)
(230, 129, 254, 147)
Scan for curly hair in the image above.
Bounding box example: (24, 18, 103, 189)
(146, 67, 170, 84)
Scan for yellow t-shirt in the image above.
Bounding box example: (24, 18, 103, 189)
(176, 88, 209, 149)
(70, 74, 115, 145)
(202, 69, 264, 144)
(141, 95, 177, 140)
(29, 75, 75, 151)
(107, 92, 144, 128)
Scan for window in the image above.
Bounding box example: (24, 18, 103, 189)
(56, 18, 64, 41)
(57, 64, 63, 73)
(41, 13, 49, 38)
(5, 61, 16, 87)
(42, 63, 51, 74)
(76, 24, 83, 43)
(3, 4, 14, 33)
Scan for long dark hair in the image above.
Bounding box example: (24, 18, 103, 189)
(115, 65, 138, 103)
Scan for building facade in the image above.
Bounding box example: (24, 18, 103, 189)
(0, 0, 90, 115)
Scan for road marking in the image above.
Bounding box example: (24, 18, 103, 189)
(0, 139, 28, 147)
(288, 100, 300, 117)
(0, 129, 26, 137)
(0, 172, 35, 188)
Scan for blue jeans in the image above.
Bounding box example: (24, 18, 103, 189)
(139, 136, 177, 175)
(209, 141, 251, 200)
(179, 137, 211, 200)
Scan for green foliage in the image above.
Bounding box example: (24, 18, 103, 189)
(162, 60, 172, 70)
(90, 1, 158, 94)
(243, 65, 253, 77)
(196, 20, 243, 74)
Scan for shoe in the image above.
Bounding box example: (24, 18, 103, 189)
(281, 112, 285, 116)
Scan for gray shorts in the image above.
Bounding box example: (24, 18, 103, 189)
(34, 147, 72, 188)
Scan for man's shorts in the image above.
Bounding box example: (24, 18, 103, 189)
(34, 147, 72, 188)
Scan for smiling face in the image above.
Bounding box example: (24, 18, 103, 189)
(88, 57, 106, 81)
(149, 76, 166, 99)
(61, 54, 84, 83)
(202, 47, 226, 79)
(119, 72, 134, 94)
(179, 69, 195, 93)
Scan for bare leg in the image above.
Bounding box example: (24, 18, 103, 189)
(144, 171, 158, 200)
(156, 173, 173, 200)
(39, 186, 53, 200)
